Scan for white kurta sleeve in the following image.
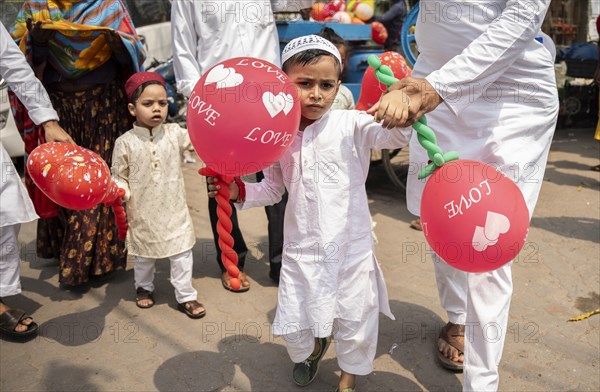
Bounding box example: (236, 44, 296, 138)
(425, 0, 551, 116)
(237, 162, 286, 209)
(353, 111, 412, 150)
(171, 0, 201, 98)
(0, 24, 58, 125)
(111, 137, 132, 202)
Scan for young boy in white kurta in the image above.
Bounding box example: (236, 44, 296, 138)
(112, 72, 205, 319)
(207, 36, 411, 391)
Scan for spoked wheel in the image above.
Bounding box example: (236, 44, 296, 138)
(382, 148, 410, 191)
(401, 3, 420, 67)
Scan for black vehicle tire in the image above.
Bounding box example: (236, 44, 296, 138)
(382, 148, 410, 191)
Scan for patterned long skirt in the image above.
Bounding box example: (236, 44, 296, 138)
(37, 81, 129, 286)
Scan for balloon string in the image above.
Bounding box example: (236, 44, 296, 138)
(199, 167, 241, 291)
(367, 54, 459, 179)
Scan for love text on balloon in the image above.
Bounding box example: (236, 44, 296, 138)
(235, 58, 288, 84)
(243, 127, 293, 148)
(189, 91, 221, 126)
(444, 179, 491, 219)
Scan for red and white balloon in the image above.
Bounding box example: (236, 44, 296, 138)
(420, 160, 530, 273)
(27, 142, 128, 239)
(187, 57, 301, 177)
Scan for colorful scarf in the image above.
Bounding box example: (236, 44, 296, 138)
(11, 0, 145, 79)
(9, 0, 145, 217)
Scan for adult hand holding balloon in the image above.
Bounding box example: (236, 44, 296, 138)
(187, 57, 301, 289)
(367, 55, 529, 272)
(26, 142, 128, 239)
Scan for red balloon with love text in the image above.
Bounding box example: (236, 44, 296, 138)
(420, 160, 530, 273)
(187, 57, 301, 177)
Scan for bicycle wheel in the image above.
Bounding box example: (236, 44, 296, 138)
(400, 4, 420, 67)
(382, 148, 410, 191)
(370, 148, 400, 165)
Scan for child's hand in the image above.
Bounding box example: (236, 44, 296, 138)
(207, 176, 239, 201)
(387, 78, 444, 127)
(367, 90, 411, 129)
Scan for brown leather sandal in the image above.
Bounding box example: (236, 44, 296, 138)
(437, 322, 465, 372)
(135, 287, 154, 309)
(178, 300, 206, 319)
(0, 308, 38, 339)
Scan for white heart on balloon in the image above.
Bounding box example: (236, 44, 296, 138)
(281, 93, 295, 115)
(263, 92, 295, 118)
(471, 211, 510, 252)
(205, 64, 243, 89)
(472, 226, 496, 252)
(263, 92, 286, 118)
(483, 211, 510, 241)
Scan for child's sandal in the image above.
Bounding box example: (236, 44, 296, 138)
(135, 287, 154, 309)
(178, 300, 206, 319)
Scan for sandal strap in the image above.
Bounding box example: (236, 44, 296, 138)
(180, 300, 203, 311)
(440, 322, 465, 354)
(0, 308, 27, 331)
(136, 287, 154, 300)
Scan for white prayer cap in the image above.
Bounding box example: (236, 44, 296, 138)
(281, 35, 342, 66)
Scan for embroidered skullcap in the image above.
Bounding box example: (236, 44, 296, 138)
(281, 35, 342, 65)
(125, 72, 166, 100)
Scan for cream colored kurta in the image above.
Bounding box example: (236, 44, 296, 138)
(239, 110, 411, 337)
(111, 123, 195, 258)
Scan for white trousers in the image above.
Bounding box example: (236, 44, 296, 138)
(0, 224, 22, 297)
(282, 270, 380, 376)
(134, 250, 197, 303)
(434, 256, 513, 391)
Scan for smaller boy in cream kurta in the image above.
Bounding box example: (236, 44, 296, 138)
(112, 72, 205, 319)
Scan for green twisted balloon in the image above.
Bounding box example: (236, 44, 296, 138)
(367, 55, 459, 179)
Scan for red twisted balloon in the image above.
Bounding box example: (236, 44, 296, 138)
(103, 186, 128, 240)
(199, 167, 241, 291)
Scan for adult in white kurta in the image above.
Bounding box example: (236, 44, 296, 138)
(1, 22, 69, 335)
(172, 0, 315, 96)
(402, 1, 558, 390)
(238, 110, 410, 373)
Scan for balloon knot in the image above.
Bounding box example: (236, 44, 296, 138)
(433, 153, 445, 166)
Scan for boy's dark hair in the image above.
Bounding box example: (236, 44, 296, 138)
(129, 81, 166, 104)
(282, 49, 342, 78)
(318, 27, 350, 55)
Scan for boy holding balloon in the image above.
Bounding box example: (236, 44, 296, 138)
(111, 72, 205, 319)
(207, 35, 411, 392)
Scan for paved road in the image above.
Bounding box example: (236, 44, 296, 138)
(1, 126, 598, 391)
